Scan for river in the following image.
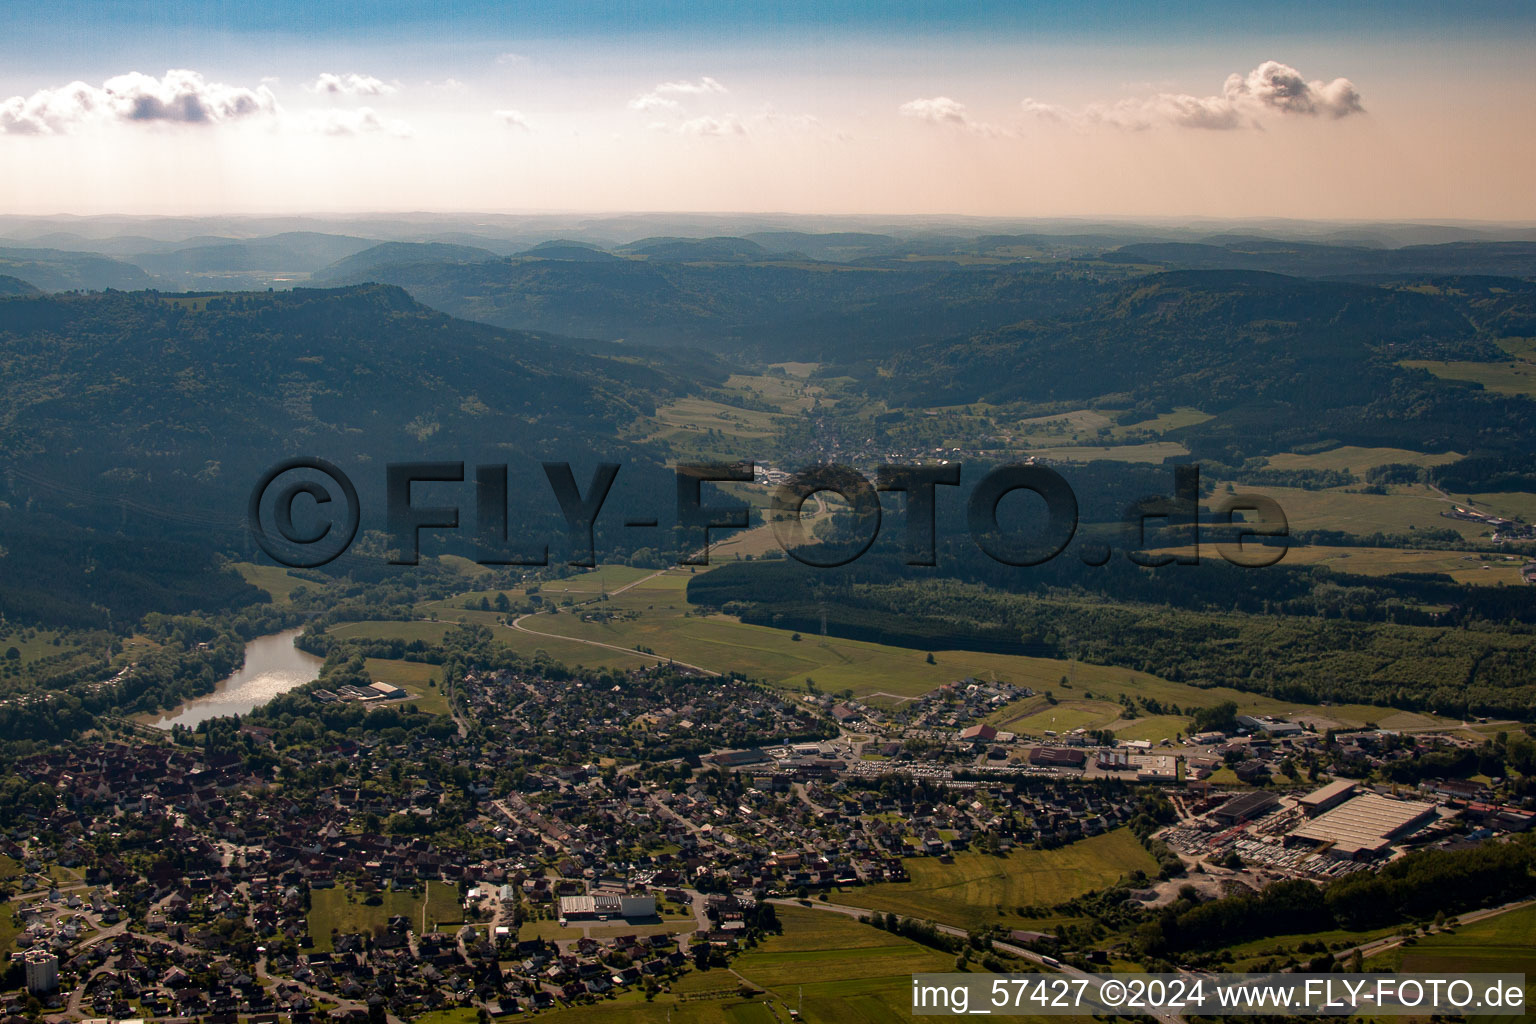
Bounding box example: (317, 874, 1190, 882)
(148, 627, 322, 730)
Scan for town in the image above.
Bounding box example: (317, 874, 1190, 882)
(5, 658, 1530, 1021)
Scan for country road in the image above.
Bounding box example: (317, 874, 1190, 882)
(505, 562, 726, 675)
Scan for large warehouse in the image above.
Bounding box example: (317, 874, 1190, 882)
(1297, 779, 1357, 816)
(558, 892, 657, 921)
(1284, 794, 1438, 860)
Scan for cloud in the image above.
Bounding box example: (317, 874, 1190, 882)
(0, 69, 277, 135)
(494, 109, 531, 130)
(676, 114, 745, 136)
(898, 96, 1003, 136)
(654, 76, 726, 96)
(628, 76, 727, 115)
(495, 52, 529, 67)
(628, 93, 681, 114)
(305, 107, 412, 137)
(648, 114, 746, 137)
(308, 73, 397, 97)
(754, 107, 823, 133)
(1224, 60, 1363, 119)
(1020, 60, 1363, 132)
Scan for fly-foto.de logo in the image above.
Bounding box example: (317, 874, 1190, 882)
(247, 459, 1286, 570)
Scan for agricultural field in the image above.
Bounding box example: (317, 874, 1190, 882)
(833, 830, 1158, 930)
(1263, 446, 1464, 473)
(722, 371, 833, 414)
(1462, 491, 1536, 523)
(1268, 546, 1530, 586)
(455, 564, 1468, 735)
(1022, 441, 1189, 463)
(1401, 358, 1536, 399)
(634, 395, 787, 458)
(531, 906, 953, 1024)
(1111, 406, 1213, 437)
(731, 906, 955, 1023)
(326, 620, 455, 644)
(1368, 903, 1536, 1021)
(233, 562, 316, 604)
(1373, 904, 1536, 974)
(1209, 482, 1490, 541)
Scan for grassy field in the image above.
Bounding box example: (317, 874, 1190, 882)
(530, 905, 951, 1024)
(1264, 446, 1464, 473)
(732, 906, 954, 1022)
(413, 1010, 481, 1024)
(1402, 358, 1536, 399)
(0, 628, 70, 666)
(834, 829, 1158, 930)
(1223, 923, 1403, 970)
(1111, 406, 1213, 437)
(327, 620, 455, 644)
(307, 881, 462, 950)
(308, 887, 423, 951)
(1271, 545, 1530, 586)
(988, 697, 1121, 735)
(1109, 714, 1191, 744)
(232, 562, 313, 604)
(458, 565, 1466, 734)
(424, 879, 464, 929)
(1210, 483, 1490, 541)
(722, 371, 830, 414)
(1464, 491, 1536, 523)
(1022, 441, 1189, 463)
(1368, 904, 1536, 1022)
(1373, 904, 1536, 974)
(362, 658, 449, 715)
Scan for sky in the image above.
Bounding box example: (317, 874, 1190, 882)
(0, 1, 1533, 220)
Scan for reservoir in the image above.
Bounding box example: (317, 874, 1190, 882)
(149, 627, 322, 730)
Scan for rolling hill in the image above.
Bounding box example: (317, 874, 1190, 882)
(0, 284, 703, 625)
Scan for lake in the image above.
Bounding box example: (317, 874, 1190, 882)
(149, 627, 322, 730)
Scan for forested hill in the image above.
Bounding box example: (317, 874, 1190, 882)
(312, 252, 1117, 357)
(874, 270, 1536, 468)
(0, 285, 702, 625)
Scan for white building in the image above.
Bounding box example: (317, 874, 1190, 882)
(25, 949, 58, 995)
(558, 892, 657, 920)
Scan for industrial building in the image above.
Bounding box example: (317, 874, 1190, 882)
(1298, 779, 1357, 816)
(558, 892, 657, 921)
(1132, 754, 1178, 783)
(1211, 790, 1279, 825)
(1284, 794, 1439, 860)
(1028, 747, 1086, 768)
